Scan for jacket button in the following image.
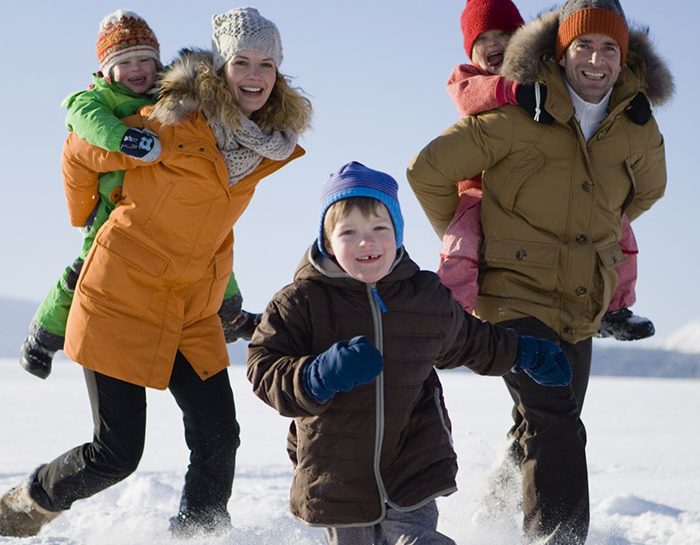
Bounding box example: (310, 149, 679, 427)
(515, 249, 527, 260)
(177, 143, 184, 149)
(576, 234, 587, 243)
(575, 286, 587, 296)
(199, 147, 205, 152)
(582, 180, 594, 192)
(202, 371, 209, 377)
(563, 326, 573, 334)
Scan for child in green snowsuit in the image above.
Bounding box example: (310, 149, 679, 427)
(21, 10, 257, 379)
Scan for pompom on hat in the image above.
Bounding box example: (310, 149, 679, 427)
(460, 0, 524, 59)
(96, 9, 161, 76)
(211, 7, 283, 71)
(556, 0, 629, 65)
(317, 162, 404, 256)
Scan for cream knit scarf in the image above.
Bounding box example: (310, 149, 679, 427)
(209, 113, 298, 186)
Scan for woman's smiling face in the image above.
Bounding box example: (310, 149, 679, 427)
(224, 50, 277, 117)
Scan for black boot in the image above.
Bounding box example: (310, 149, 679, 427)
(598, 307, 655, 341)
(169, 510, 231, 539)
(19, 322, 64, 380)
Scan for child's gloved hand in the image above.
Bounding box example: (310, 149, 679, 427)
(217, 293, 260, 342)
(302, 336, 383, 402)
(120, 128, 161, 161)
(512, 336, 572, 386)
(221, 310, 261, 342)
(516, 82, 554, 124)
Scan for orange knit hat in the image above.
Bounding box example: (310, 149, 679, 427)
(556, 0, 628, 65)
(96, 9, 161, 76)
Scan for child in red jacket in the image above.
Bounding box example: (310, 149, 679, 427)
(439, 0, 654, 341)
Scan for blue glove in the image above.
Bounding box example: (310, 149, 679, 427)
(513, 336, 572, 386)
(302, 336, 383, 402)
(120, 128, 161, 161)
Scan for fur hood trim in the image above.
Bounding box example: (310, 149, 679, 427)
(149, 48, 242, 128)
(501, 10, 674, 106)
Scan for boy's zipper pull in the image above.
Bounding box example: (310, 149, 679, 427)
(371, 286, 388, 314)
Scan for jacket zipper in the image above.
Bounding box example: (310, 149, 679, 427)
(367, 282, 389, 508)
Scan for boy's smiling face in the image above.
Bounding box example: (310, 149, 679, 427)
(327, 203, 396, 284)
(112, 56, 158, 94)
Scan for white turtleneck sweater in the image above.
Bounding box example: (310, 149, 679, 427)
(565, 82, 613, 142)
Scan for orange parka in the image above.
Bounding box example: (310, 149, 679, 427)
(61, 50, 305, 389)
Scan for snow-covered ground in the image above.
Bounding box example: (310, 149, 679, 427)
(1, 357, 699, 545)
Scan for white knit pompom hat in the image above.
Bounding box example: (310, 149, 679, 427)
(211, 7, 283, 71)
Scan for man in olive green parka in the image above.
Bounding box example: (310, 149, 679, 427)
(407, 1, 673, 543)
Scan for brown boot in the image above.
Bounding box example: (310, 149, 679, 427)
(0, 481, 61, 537)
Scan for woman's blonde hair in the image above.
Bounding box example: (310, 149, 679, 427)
(193, 55, 312, 134)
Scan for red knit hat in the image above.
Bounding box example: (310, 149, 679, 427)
(460, 0, 524, 59)
(96, 9, 161, 76)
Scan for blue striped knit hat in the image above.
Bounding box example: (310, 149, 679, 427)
(318, 162, 404, 256)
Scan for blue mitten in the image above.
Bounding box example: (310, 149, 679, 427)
(513, 336, 572, 387)
(302, 336, 383, 402)
(120, 128, 161, 161)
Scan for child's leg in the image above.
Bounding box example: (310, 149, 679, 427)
(437, 195, 482, 313)
(608, 214, 638, 311)
(20, 201, 112, 378)
(324, 502, 455, 545)
(382, 501, 456, 545)
(20, 260, 83, 379)
(324, 524, 382, 545)
(30, 260, 83, 341)
(598, 215, 654, 341)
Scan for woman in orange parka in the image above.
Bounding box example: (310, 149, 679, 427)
(0, 7, 311, 539)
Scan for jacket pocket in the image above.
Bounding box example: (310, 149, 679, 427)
(78, 225, 169, 316)
(481, 237, 560, 293)
(596, 240, 625, 270)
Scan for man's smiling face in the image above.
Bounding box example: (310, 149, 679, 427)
(559, 33, 622, 103)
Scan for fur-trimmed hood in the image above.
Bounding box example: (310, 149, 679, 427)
(501, 10, 674, 106)
(148, 48, 243, 129)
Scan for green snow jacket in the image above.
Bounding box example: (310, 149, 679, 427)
(62, 75, 156, 211)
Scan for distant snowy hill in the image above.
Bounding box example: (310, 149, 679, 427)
(1, 297, 697, 378)
(655, 321, 700, 353)
(592, 346, 700, 379)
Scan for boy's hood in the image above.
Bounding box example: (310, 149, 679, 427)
(293, 243, 415, 288)
(501, 9, 674, 106)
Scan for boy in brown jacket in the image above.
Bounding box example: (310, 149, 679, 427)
(246, 161, 571, 545)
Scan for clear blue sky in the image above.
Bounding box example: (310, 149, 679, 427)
(0, 0, 695, 342)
